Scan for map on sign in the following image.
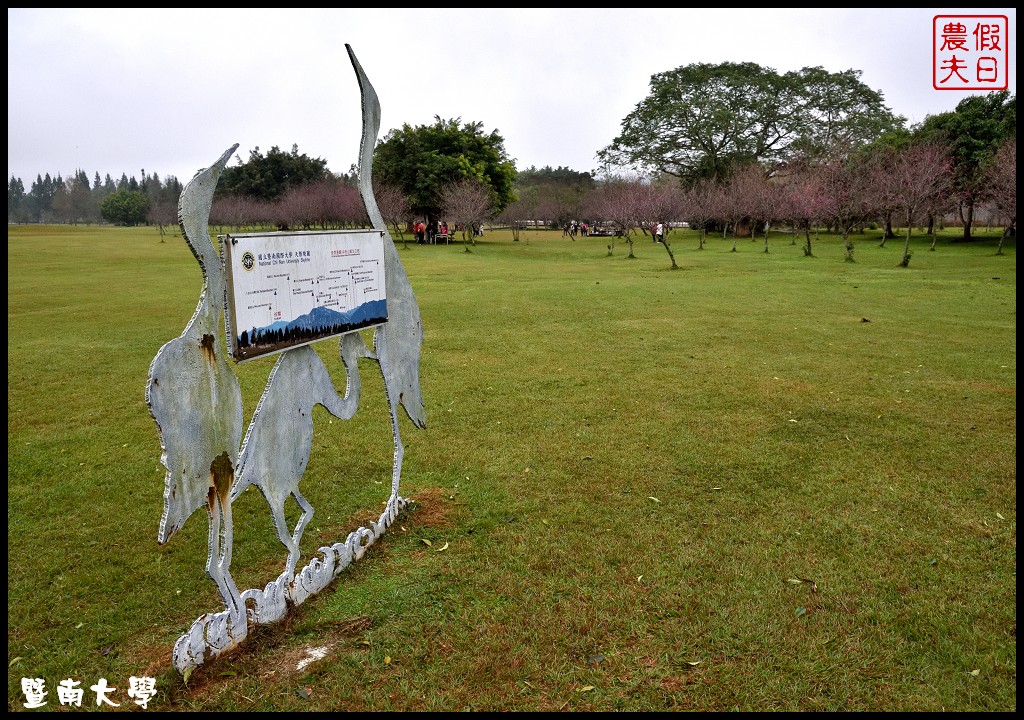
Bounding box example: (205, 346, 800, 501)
(221, 230, 388, 363)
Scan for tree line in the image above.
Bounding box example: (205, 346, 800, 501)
(7, 62, 1015, 265)
(7, 168, 183, 229)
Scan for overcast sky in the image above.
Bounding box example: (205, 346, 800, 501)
(7, 8, 1017, 187)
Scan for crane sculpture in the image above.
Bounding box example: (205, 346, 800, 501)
(147, 45, 425, 674)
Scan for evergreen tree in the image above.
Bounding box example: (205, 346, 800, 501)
(218, 144, 330, 201)
(8, 175, 27, 223)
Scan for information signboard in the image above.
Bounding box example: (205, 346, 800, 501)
(221, 229, 388, 363)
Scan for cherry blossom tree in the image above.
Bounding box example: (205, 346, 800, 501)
(780, 165, 826, 257)
(984, 139, 1016, 255)
(682, 180, 715, 250)
(881, 141, 953, 267)
(374, 181, 413, 245)
(813, 156, 873, 262)
(439, 178, 494, 252)
(649, 182, 683, 269)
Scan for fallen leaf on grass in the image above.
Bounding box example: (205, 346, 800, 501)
(9, 657, 22, 667)
(786, 578, 803, 585)
(296, 687, 311, 699)
(421, 539, 432, 547)
(436, 542, 449, 552)
(577, 685, 595, 693)
(384, 656, 391, 665)
(795, 607, 807, 617)
(648, 496, 661, 503)
(686, 661, 701, 667)
(969, 669, 980, 676)
(996, 513, 1005, 520)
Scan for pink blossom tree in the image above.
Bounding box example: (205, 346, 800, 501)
(374, 181, 413, 245)
(882, 141, 954, 267)
(439, 178, 494, 252)
(984, 139, 1016, 256)
(682, 180, 715, 250)
(813, 156, 873, 262)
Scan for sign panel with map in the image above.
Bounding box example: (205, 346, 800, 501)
(221, 229, 388, 363)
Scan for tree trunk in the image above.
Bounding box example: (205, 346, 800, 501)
(959, 199, 974, 241)
(843, 229, 855, 262)
(662, 239, 678, 269)
(997, 219, 1014, 254)
(899, 212, 913, 267)
(882, 212, 895, 242)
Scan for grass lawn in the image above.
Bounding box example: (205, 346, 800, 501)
(7, 222, 1016, 711)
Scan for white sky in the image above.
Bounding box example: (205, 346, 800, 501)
(7, 8, 1017, 187)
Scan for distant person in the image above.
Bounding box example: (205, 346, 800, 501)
(655, 222, 664, 243)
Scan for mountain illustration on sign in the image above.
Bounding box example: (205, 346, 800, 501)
(248, 301, 387, 339)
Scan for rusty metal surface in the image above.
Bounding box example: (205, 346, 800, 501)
(149, 46, 425, 676)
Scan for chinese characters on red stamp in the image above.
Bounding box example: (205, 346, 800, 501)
(934, 15, 1009, 90)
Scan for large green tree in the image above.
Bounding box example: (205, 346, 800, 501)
(373, 116, 516, 224)
(914, 91, 1015, 241)
(598, 62, 904, 186)
(99, 189, 150, 226)
(790, 67, 906, 160)
(218, 144, 330, 201)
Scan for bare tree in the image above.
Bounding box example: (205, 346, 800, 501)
(881, 141, 953, 267)
(747, 167, 786, 254)
(147, 199, 178, 240)
(596, 176, 648, 258)
(778, 163, 826, 257)
(984, 139, 1016, 255)
(813, 156, 873, 262)
(499, 188, 541, 242)
(650, 183, 683, 269)
(374, 181, 412, 245)
(714, 166, 763, 252)
(682, 180, 715, 250)
(440, 179, 494, 252)
(706, 182, 735, 248)
(866, 148, 901, 247)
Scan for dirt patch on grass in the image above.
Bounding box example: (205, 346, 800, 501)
(404, 487, 458, 530)
(266, 616, 373, 679)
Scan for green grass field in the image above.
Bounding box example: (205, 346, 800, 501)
(7, 223, 1016, 711)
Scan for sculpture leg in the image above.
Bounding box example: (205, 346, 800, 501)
(387, 401, 405, 513)
(207, 496, 243, 622)
(289, 489, 315, 575)
(269, 499, 300, 577)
